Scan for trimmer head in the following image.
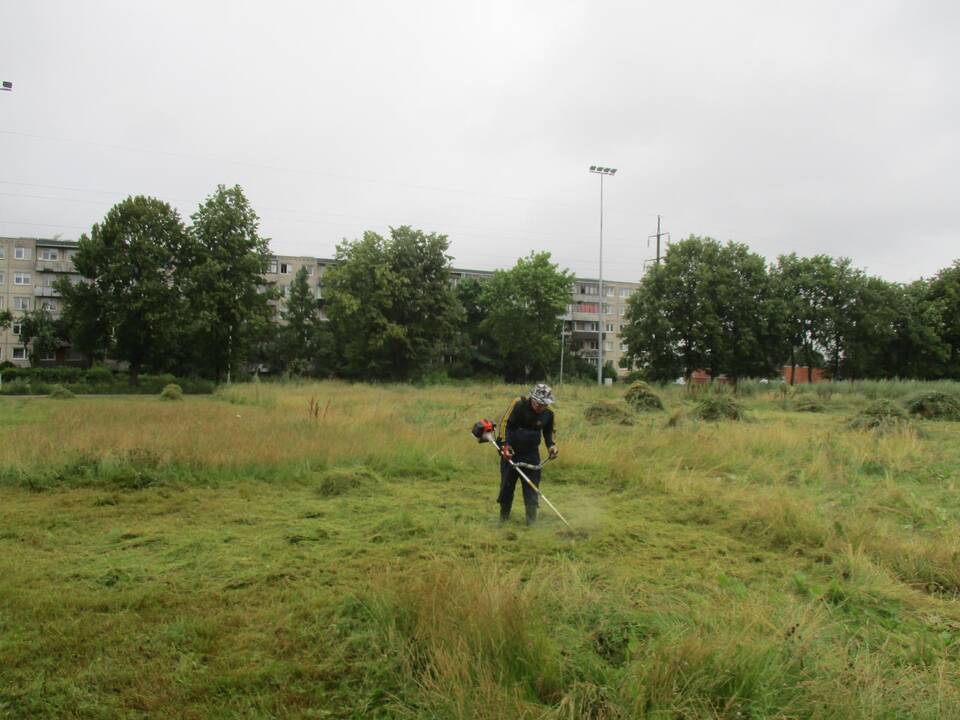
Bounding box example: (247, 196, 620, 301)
(470, 419, 496, 443)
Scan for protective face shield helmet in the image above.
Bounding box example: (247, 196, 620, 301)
(529, 383, 555, 406)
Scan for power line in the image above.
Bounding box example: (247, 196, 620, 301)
(0, 128, 660, 219)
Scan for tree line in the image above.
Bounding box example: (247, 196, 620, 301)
(14, 189, 957, 385)
(621, 235, 960, 383)
(11, 187, 582, 384)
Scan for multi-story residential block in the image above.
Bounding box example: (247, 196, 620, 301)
(263, 255, 332, 319)
(0, 237, 83, 367)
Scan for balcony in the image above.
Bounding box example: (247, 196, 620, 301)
(35, 260, 76, 274)
(34, 286, 61, 298)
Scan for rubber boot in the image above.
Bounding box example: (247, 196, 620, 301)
(525, 506, 538, 526)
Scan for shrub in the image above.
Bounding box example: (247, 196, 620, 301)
(624, 381, 664, 412)
(49, 385, 76, 400)
(584, 401, 635, 425)
(848, 400, 912, 433)
(905, 392, 960, 421)
(693, 396, 745, 421)
(159, 383, 183, 401)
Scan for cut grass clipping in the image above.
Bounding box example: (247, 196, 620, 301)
(624, 381, 664, 411)
(693, 395, 745, 421)
(584, 401, 635, 425)
(905, 391, 960, 420)
(847, 399, 913, 433)
(160, 383, 183, 401)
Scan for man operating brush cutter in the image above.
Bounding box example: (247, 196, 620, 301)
(471, 383, 569, 528)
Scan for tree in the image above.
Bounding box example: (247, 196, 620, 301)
(57, 196, 187, 384)
(276, 266, 331, 375)
(180, 185, 273, 381)
(622, 236, 785, 383)
(481, 252, 574, 381)
(19, 308, 69, 365)
(449, 277, 501, 378)
(927, 261, 960, 379)
(324, 226, 461, 380)
(0, 309, 11, 332)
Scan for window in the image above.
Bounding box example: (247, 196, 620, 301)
(602, 303, 612, 315)
(13, 297, 30, 311)
(579, 284, 599, 296)
(605, 323, 615, 332)
(15, 247, 31, 260)
(306, 265, 314, 276)
(0, 246, 4, 259)
(41, 350, 56, 361)
(605, 341, 614, 352)
(12, 322, 22, 336)
(14, 272, 31, 285)
(280, 263, 292, 274)
(268, 259, 278, 274)
(619, 287, 632, 298)
(604, 286, 614, 297)
(279, 285, 290, 298)
(12, 347, 26, 360)
(41, 300, 58, 311)
(0, 271, 4, 285)
(621, 341, 629, 352)
(39, 248, 59, 261)
(0, 297, 4, 309)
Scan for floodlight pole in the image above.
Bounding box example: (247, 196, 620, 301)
(589, 165, 617, 386)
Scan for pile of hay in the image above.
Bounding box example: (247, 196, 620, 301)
(584, 401, 635, 426)
(848, 400, 912, 433)
(794, 396, 826, 413)
(624, 381, 664, 412)
(316, 466, 382, 497)
(160, 383, 184, 401)
(693, 396, 745, 421)
(905, 392, 960, 421)
(48, 385, 76, 400)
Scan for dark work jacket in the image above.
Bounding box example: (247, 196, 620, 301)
(496, 396, 555, 461)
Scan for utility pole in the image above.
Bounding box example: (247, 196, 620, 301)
(647, 215, 670, 266)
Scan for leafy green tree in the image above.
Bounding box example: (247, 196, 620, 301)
(927, 261, 960, 379)
(276, 266, 331, 375)
(449, 277, 500, 378)
(324, 226, 461, 380)
(19, 308, 69, 365)
(771, 254, 833, 384)
(481, 251, 574, 381)
(622, 236, 785, 383)
(0, 309, 11, 332)
(180, 185, 273, 381)
(57, 196, 187, 384)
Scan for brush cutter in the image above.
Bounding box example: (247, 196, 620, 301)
(470, 419, 572, 530)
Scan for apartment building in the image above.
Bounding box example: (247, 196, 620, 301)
(263, 255, 332, 319)
(0, 237, 82, 367)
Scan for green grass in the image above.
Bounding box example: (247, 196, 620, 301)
(1, 381, 960, 718)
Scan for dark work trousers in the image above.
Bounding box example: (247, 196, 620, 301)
(498, 455, 541, 522)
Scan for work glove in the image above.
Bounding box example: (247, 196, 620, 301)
(501, 444, 513, 460)
(548, 445, 559, 460)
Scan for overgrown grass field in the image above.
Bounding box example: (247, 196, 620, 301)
(2, 380, 960, 718)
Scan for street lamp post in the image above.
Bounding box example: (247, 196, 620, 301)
(589, 165, 617, 386)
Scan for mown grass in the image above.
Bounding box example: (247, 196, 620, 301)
(1, 381, 959, 718)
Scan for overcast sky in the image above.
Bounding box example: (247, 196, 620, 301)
(1, 1, 957, 283)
